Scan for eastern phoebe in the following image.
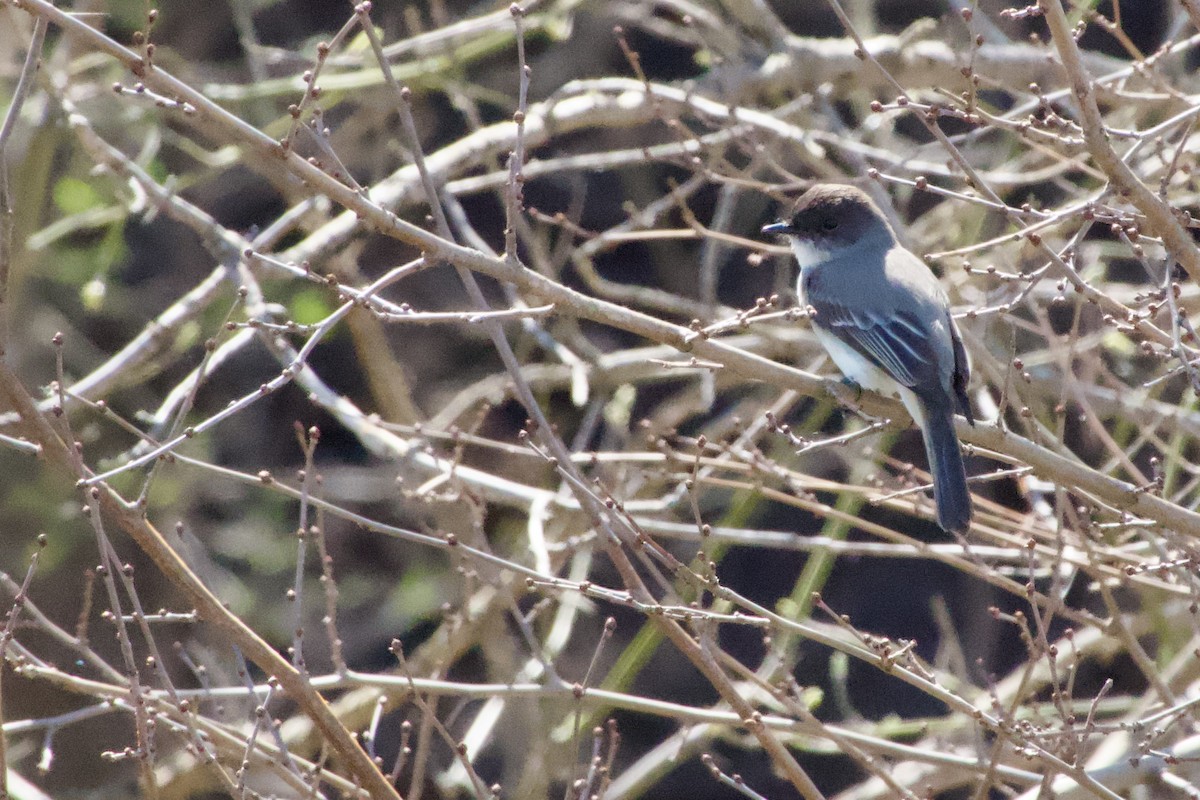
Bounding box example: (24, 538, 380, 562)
(762, 184, 974, 533)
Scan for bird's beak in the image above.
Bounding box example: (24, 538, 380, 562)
(761, 221, 792, 236)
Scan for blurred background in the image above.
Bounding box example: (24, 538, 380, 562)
(2, 0, 1199, 798)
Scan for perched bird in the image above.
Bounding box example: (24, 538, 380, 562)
(762, 184, 974, 533)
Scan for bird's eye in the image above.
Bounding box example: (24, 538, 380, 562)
(821, 217, 838, 231)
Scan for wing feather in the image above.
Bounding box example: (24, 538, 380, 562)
(811, 300, 940, 389)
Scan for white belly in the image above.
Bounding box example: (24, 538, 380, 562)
(810, 323, 927, 429)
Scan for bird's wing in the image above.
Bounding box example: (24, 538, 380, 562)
(808, 298, 943, 390)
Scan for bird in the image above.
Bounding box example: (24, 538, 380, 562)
(762, 184, 974, 533)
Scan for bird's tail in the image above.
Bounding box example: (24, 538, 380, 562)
(920, 405, 972, 533)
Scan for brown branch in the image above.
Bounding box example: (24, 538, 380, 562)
(1040, 0, 1200, 286)
(19, 0, 1200, 552)
(0, 360, 401, 800)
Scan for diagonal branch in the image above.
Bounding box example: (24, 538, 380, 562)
(1039, 0, 1200, 286)
(0, 360, 402, 800)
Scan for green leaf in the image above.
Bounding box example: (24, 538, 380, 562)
(290, 287, 333, 325)
(52, 177, 104, 216)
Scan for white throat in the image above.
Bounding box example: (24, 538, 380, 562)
(787, 238, 833, 270)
